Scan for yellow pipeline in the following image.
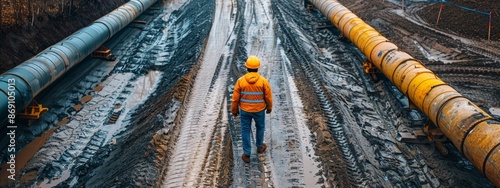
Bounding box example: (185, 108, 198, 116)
(310, 0, 500, 186)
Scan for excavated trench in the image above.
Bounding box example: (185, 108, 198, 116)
(1, 0, 499, 187)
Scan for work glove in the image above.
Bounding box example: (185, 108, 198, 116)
(266, 109, 272, 114)
(232, 112, 239, 117)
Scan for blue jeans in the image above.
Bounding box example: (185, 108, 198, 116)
(240, 110, 266, 156)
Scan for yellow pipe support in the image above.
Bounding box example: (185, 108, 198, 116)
(310, 0, 500, 186)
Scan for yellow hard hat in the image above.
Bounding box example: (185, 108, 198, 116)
(245, 56, 260, 69)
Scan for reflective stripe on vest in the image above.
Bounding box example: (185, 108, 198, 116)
(242, 91, 264, 95)
(241, 98, 265, 103)
(241, 90, 264, 103)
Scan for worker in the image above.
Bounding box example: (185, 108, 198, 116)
(231, 55, 273, 163)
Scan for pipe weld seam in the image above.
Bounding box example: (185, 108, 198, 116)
(434, 95, 464, 129)
(411, 78, 444, 103)
(461, 117, 495, 153)
(378, 49, 398, 71)
(389, 58, 419, 81)
(482, 141, 500, 176)
(4, 73, 33, 96)
(0, 86, 8, 96)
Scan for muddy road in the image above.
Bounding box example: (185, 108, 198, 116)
(2, 0, 499, 187)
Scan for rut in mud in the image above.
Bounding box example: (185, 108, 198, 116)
(2, 0, 499, 187)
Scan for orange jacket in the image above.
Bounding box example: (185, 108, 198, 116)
(231, 72, 272, 113)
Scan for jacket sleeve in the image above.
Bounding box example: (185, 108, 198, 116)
(264, 80, 273, 111)
(231, 80, 241, 114)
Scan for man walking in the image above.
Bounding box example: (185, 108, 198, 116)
(231, 55, 273, 163)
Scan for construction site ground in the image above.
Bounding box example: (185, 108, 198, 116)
(1, 0, 499, 187)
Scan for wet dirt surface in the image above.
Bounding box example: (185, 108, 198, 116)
(1, 0, 499, 187)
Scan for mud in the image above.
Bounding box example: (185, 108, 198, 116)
(2, 0, 499, 187)
(0, 0, 212, 187)
(0, 128, 54, 187)
(338, 0, 499, 186)
(420, 0, 500, 41)
(71, 0, 214, 186)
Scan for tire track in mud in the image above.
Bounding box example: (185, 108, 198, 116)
(321, 1, 496, 187)
(425, 64, 500, 75)
(160, 0, 236, 186)
(272, 1, 368, 186)
(267, 50, 328, 187)
(198, 98, 231, 186)
(227, 0, 328, 187)
(271, 0, 454, 187)
(406, 3, 500, 63)
(227, 0, 276, 186)
(227, 0, 272, 187)
(160, 57, 229, 187)
(16, 3, 175, 185)
(15, 0, 215, 186)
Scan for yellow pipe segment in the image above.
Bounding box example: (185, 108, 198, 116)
(309, 0, 500, 186)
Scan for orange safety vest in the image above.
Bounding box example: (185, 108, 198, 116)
(231, 72, 272, 113)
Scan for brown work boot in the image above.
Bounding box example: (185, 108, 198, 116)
(257, 143, 267, 154)
(241, 153, 250, 163)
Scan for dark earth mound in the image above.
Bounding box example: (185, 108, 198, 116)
(0, 0, 127, 74)
(420, 0, 499, 41)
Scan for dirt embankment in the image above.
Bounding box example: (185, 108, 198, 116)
(420, 0, 499, 41)
(0, 0, 127, 74)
